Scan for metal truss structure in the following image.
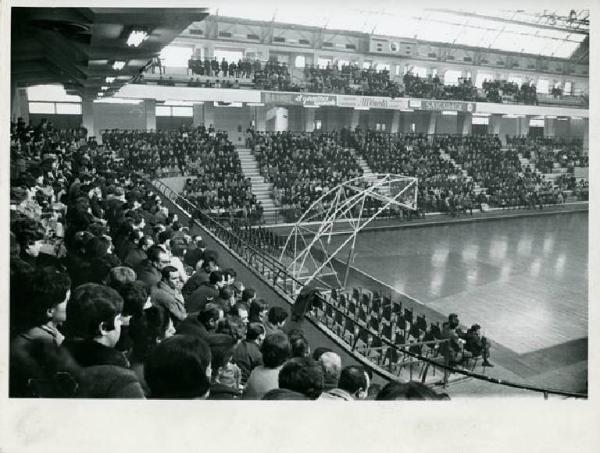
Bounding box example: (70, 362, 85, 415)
(279, 174, 418, 294)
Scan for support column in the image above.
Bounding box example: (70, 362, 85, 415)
(457, 113, 472, 135)
(389, 110, 400, 133)
(488, 113, 502, 136)
(81, 99, 95, 140)
(12, 87, 30, 124)
(518, 116, 532, 137)
(427, 111, 438, 135)
(143, 99, 156, 131)
(192, 103, 204, 127)
(544, 117, 557, 137)
(304, 107, 315, 132)
(254, 106, 266, 131)
(203, 102, 216, 129)
(350, 109, 360, 130)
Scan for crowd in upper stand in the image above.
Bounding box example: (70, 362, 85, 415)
(139, 57, 586, 106)
(402, 73, 478, 101)
(246, 130, 364, 222)
(12, 118, 458, 400)
(303, 63, 403, 97)
(481, 79, 538, 105)
(101, 126, 262, 223)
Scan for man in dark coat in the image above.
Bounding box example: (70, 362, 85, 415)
(135, 245, 170, 291)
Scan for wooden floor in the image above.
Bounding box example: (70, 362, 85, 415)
(327, 212, 588, 360)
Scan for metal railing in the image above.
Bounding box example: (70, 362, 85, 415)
(152, 178, 587, 399)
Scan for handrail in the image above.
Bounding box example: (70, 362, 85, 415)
(152, 177, 587, 399)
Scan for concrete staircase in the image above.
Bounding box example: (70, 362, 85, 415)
(236, 147, 280, 223)
(347, 148, 376, 183)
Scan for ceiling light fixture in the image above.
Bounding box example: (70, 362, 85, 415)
(105, 77, 116, 83)
(127, 30, 149, 48)
(112, 61, 126, 71)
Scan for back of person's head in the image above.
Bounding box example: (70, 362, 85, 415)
(144, 334, 211, 399)
(129, 305, 171, 362)
(207, 334, 236, 379)
(261, 332, 291, 368)
(218, 285, 234, 300)
(338, 366, 369, 399)
(19, 266, 71, 331)
(313, 347, 334, 361)
(267, 306, 288, 326)
(288, 330, 310, 358)
(278, 357, 324, 399)
(241, 287, 256, 303)
(198, 304, 222, 329)
(209, 270, 224, 286)
(106, 266, 137, 294)
(65, 283, 123, 342)
(375, 381, 448, 400)
(246, 322, 266, 342)
(120, 280, 150, 318)
(146, 245, 165, 264)
(319, 351, 342, 386)
(249, 298, 268, 319)
(161, 265, 178, 281)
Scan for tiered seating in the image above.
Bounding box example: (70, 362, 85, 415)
(505, 136, 587, 175)
(101, 127, 263, 223)
(351, 130, 474, 214)
(247, 131, 364, 222)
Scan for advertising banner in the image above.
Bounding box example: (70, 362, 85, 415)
(336, 95, 409, 110)
(261, 92, 336, 106)
(409, 99, 476, 113)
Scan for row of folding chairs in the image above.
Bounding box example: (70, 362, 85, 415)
(315, 289, 446, 376)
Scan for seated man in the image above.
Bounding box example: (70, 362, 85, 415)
(61, 283, 145, 398)
(318, 365, 370, 401)
(176, 303, 223, 342)
(262, 356, 324, 400)
(465, 324, 493, 367)
(232, 322, 265, 385)
(264, 306, 288, 336)
(151, 266, 186, 325)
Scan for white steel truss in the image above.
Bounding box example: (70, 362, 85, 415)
(280, 174, 418, 293)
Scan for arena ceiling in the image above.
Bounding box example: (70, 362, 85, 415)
(204, 1, 589, 60)
(11, 7, 209, 100)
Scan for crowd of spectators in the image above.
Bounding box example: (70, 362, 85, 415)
(11, 118, 458, 400)
(247, 130, 364, 222)
(349, 129, 475, 215)
(505, 136, 587, 174)
(303, 63, 402, 97)
(402, 72, 478, 101)
(482, 79, 538, 105)
(101, 126, 262, 223)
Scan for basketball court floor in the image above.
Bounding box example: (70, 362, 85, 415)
(326, 211, 588, 392)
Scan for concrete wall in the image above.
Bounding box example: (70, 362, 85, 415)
(435, 114, 458, 134)
(93, 102, 148, 135)
(213, 106, 253, 145)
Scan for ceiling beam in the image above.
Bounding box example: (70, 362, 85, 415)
(425, 9, 589, 35)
